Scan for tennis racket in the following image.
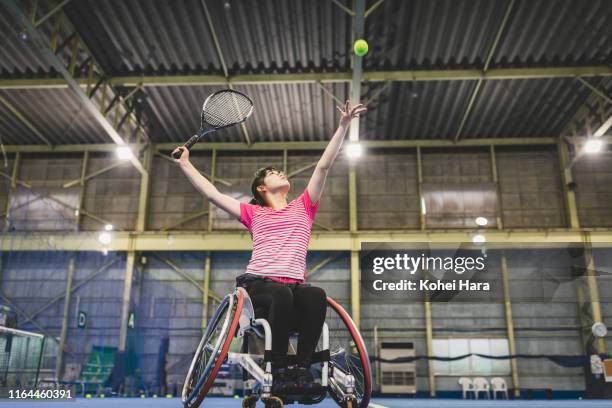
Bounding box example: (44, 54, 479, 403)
(172, 89, 254, 159)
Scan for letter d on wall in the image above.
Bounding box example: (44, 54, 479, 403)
(77, 311, 87, 329)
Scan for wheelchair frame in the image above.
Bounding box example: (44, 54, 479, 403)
(182, 287, 371, 408)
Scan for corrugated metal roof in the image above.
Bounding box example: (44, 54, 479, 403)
(462, 78, 594, 138)
(65, 0, 351, 75)
(0, 88, 108, 144)
(0, 0, 609, 145)
(0, 0, 55, 75)
(361, 80, 475, 140)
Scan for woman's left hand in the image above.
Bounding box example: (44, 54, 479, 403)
(337, 100, 367, 126)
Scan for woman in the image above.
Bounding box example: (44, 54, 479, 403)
(172, 100, 366, 395)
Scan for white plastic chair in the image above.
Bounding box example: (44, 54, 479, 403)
(458, 377, 475, 399)
(472, 377, 491, 399)
(490, 377, 509, 399)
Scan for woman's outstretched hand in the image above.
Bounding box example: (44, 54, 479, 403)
(172, 146, 190, 165)
(337, 100, 367, 127)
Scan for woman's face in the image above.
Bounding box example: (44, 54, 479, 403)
(261, 169, 290, 193)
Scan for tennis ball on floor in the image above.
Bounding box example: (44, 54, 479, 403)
(234, 395, 239, 399)
(85, 394, 91, 399)
(166, 394, 173, 398)
(354, 39, 368, 56)
(140, 394, 145, 399)
(153, 394, 158, 398)
(99, 394, 105, 398)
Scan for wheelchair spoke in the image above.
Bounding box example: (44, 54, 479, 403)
(321, 300, 370, 407)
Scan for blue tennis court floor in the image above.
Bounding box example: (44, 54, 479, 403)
(5, 397, 612, 408)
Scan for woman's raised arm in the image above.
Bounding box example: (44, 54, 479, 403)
(172, 146, 241, 219)
(307, 101, 367, 203)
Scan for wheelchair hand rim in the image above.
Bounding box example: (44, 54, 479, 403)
(182, 293, 233, 402)
(184, 289, 244, 408)
(327, 296, 372, 408)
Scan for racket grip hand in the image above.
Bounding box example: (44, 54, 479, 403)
(172, 135, 200, 159)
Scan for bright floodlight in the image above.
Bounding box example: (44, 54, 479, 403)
(472, 233, 486, 245)
(475, 217, 488, 227)
(584, 138, 603, 154)
(104, 224, 113, 231)
(346, 143, 363, 158)
(98, 231, 112, 245)
(116, 146, 133, 160)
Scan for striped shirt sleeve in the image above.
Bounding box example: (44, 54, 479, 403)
(302, 187, 320, 222)
(239, 201, 257, 230)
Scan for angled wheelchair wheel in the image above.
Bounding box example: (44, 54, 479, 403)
(182, 288, 244, 408)
(325, 297, 372, 408)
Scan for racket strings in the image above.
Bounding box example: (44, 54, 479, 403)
(202, 91, 253, 128)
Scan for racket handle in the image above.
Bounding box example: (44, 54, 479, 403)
(172, 134, 200, 159)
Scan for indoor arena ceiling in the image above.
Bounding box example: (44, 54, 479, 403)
(0, 0, 611, 146)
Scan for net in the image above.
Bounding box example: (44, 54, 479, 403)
(0, 326, 47, 390)
(202, 90, 253, 128)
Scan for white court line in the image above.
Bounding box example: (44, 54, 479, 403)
(369, 403, 388, 408)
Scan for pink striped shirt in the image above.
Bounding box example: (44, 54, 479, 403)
(239, 187, 320, 282)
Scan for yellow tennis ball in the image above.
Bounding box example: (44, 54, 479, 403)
(354, 39, 368, 57)
(85, 394, 91, 399)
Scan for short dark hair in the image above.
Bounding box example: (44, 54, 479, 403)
(250, 166, 281, 206)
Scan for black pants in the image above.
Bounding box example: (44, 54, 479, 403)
(236, 274, 327, 368)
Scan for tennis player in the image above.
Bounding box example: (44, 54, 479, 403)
(172, 100, 366, 395)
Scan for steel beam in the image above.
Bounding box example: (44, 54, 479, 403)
(33, 0, 71, 28)
(0, 138, 556, 154)
(207, 149, 216, 232)
(1, 67, 611, 90)
(200, 0, 251, 145)
(490, 145, 504, 229)
(1, 230, 612, 252)
(584, 236, 607, 354)
(500, 253, 520, 397)
(0, 95, 52, 145)
(454, 0, 516, 142)
(349, 0, 365, 142)
(416, 146, 425, 230)
(154, 255, 221, 302)
(56, 255, 75, 379)
(63, 160, 125, 188)
(156, 138, 556, 151)
(424, 294, 435, 396)
(557, 139, 580, 228)
(575, 77, 612, 105)
(3, 152, 20, 231)
(119, 247, 135, 352)
(202, 252, 211, 329)
(74, 150, 89, 230)
(2, 0, 146, 174)
(137, 146, 153, 232)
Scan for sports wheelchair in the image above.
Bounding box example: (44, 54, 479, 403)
(181, 287, 372, 408)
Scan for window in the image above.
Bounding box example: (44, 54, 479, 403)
(432, 338, 510, 375)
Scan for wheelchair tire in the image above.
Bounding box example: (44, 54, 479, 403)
(326, 297, 372, 408)
(182, 289, 244, 408)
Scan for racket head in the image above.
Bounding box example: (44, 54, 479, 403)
(200, 89, 254, 131)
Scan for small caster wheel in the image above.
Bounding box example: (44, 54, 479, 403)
(242, 395, 258, 408)
(344, 396, 357, 408)
(264, 395, 284, 408)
